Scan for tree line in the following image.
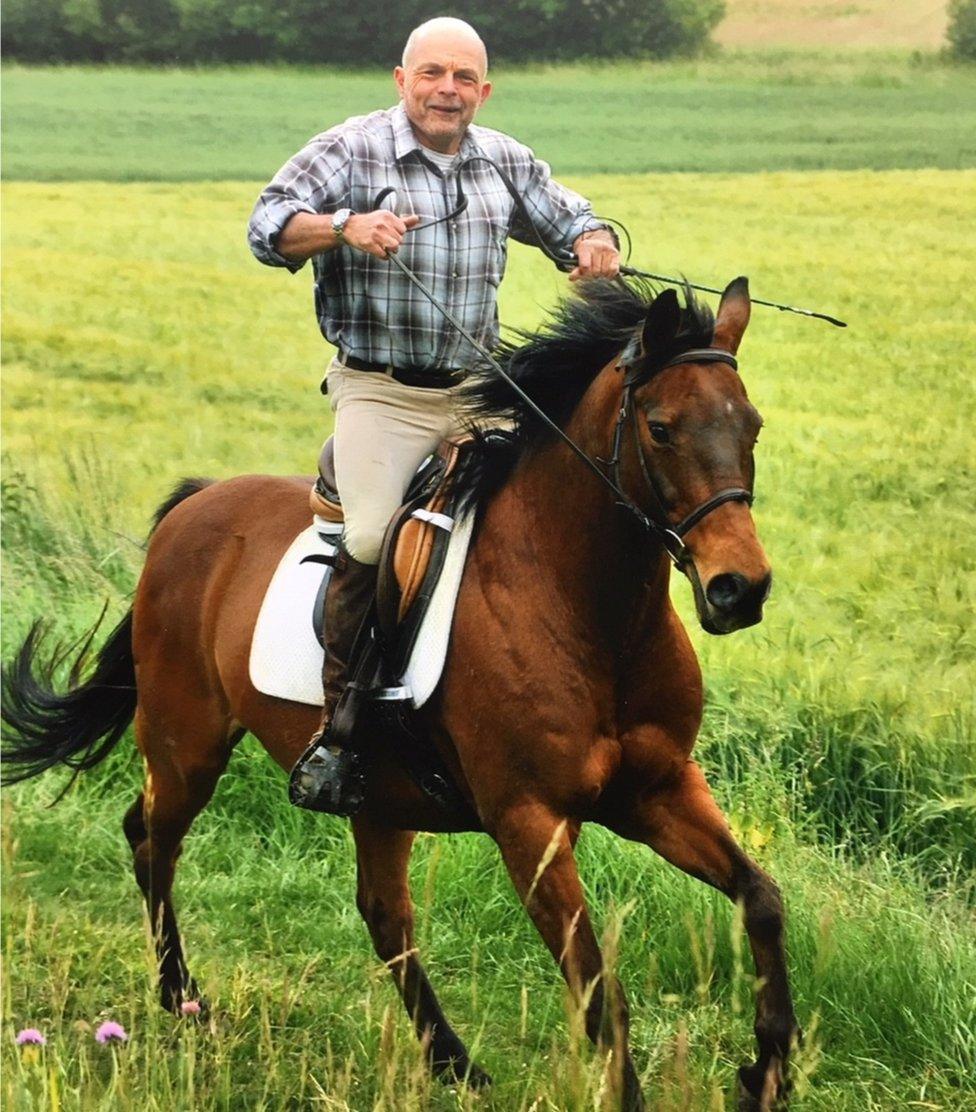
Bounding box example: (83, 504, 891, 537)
(948, 0, 976, 59)
(2, 0, 727, 64)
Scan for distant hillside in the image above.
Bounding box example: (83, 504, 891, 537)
(715, 0, 948, 49)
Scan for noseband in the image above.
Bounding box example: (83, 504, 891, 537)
(606, 348, 755, 568)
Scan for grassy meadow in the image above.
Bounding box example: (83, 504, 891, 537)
(3, 58, 976, 1110)
(4, 54, 976, 180)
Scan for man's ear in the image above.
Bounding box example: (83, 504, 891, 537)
(479, 81, 493, 107)
(394, 66, 405, 99)
(713, 276, 751, 354)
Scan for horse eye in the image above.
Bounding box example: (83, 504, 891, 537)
(648, 422, 670, 445)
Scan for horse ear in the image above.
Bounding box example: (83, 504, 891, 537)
(643, 288, 682, 356)
(713, 276, 751, 354)
(619, 288, 682, 372)
(621, 287, 682, 367)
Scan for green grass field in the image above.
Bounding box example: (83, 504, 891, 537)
(3, 54, 976, 180)
(3, 58, 976, 1111)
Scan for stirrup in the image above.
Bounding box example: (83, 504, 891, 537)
(288, 737, 366, 815)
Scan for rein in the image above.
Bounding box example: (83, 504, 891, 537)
(379, 154, 847, 329)
(384, 248, 751, 568)
(374, 154, 771, 568)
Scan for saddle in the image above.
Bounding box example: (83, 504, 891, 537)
(309, 433, 471, 652)
(306, 434, 475, 815)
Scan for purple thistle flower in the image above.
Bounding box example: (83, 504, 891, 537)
(94, 1021, 128, 1045)
(180, 1001, 201, 1016)
(15, 1028, 47, 1047)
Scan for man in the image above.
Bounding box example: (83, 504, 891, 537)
(248, 17, 620, 814)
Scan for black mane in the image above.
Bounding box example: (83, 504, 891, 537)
(450, 278, 714, 515)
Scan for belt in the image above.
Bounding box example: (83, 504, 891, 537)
(339, 352, 463, 389)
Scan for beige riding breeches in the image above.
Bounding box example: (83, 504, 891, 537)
(321, 356, 469, 565)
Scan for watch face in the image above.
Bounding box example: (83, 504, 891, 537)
(332, 208, 352, 235)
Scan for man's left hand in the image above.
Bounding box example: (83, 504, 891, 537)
(569, 229, 620, 282)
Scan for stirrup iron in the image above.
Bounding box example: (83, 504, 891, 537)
(288, 738, 366, 815)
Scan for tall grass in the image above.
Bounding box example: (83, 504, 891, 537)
(4, 754, 976, 1109)
(2, 166, 975, 1105)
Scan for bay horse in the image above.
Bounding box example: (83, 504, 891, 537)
(3, 277, 799, 1110)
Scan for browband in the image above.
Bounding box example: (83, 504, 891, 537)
(660, 348, 738, 371)
(622, 347, 738, 386)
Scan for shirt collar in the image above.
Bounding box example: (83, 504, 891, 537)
(391, 102, 484, 163)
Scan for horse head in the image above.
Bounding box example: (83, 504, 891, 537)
(620, 278, 770, 634)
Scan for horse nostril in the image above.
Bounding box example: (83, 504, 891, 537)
(705, 573, 749, 612)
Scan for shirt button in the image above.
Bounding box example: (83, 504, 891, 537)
(452, 271, 459, 279)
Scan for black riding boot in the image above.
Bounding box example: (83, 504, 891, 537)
(288, 546, 379, 814)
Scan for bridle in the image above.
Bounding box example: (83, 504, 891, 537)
(386, 237, 754, 570)
(371, 159, 760, 572)
(606, 346, 754, 568)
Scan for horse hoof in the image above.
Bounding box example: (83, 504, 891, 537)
(433, 1053, 492, 1089)
(461, 1061, 492, 1089)
(160, 978, 208, 1020)
(738, 1061, 787, 1111)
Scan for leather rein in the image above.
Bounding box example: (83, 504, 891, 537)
(387, 243, 753, 569)
(374, 162, 755, 570)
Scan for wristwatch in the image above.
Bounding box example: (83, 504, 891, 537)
(331, 208, 354, 243)
(579, 223, 620, 249)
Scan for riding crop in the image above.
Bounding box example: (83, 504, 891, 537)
(377, 158, 848, 329)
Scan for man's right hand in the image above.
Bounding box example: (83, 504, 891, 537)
(344, 212, 421, 258)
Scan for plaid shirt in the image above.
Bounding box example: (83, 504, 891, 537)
(247, 103, 603, 372)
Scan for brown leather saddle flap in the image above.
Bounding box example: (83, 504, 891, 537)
(391, 436, 469, 621)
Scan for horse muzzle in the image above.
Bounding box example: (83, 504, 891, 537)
(704, 570, 772, 634)
(685, 564, 773, 635)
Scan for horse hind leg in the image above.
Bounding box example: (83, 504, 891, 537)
(126, 703, 240, 1014)
(352, 813, 491, 1089)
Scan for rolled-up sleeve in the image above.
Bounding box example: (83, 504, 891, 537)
(509, 149, 604, 258)
(247, 132, 351, 272)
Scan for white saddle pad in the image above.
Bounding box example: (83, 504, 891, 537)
(248, 513, 475, 709)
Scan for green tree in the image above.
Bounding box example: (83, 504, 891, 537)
(947, 0, 976, 60)
(3, 0, 72, 60)
(1, 0, 727, 63)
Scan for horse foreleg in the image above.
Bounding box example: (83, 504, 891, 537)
(351, 813, 491, 1088)
(613, 760, 799, 1111)
(494, 803, 645, 1112)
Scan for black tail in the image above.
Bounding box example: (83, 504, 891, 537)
(1, 611, 137, 785)
(1, 477, 212, 788)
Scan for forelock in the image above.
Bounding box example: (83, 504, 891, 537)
(401, 17, 488, 73)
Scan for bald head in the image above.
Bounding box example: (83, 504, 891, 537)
(394, 16, 493, 154)
(402, 17, 488, 78)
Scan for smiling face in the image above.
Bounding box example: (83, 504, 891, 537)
(394, 23, 492, 154)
